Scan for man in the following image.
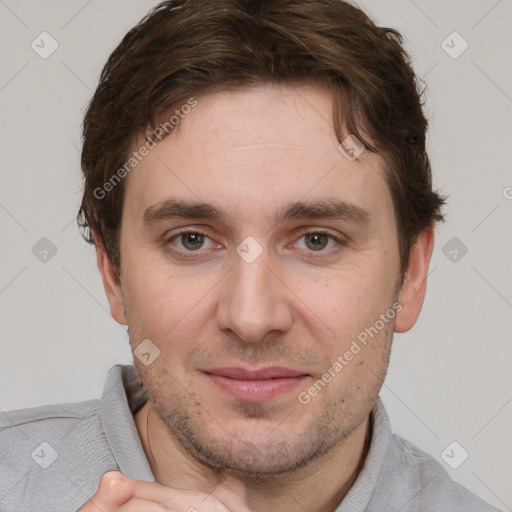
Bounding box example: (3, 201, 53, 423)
(0, 0, 500, 511)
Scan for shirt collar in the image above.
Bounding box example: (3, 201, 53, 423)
(335, 397, 393, 511)
(100, 364, 155, 481)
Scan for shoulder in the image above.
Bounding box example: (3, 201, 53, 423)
(0, 399, 117, 511)
(1, 398, 99, 428)
(390, 434, 501, 512)
(1, 398, 102, 451)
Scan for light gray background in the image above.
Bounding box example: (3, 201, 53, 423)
(0, 0, 510, 509)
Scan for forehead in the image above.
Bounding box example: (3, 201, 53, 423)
(123, 83, 392, 228)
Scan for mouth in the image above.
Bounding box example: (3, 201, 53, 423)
(202, 366, 311, 402)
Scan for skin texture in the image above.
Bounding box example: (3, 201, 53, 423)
(85, 83, 434, 512)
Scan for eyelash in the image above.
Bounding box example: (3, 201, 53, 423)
(166, 228, 344, 259)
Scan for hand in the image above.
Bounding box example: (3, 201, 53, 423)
(78, 471, 252, 512)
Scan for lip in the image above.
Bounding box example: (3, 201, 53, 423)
(202, 367, 310, 402)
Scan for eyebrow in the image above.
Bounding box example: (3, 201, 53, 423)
(142, 198, 370, 226)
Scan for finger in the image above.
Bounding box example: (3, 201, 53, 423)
(118, 497, 168, 511)
(118, 496, 227, 512)
(111, 478, 207, 504)
(119, 481, 234, 512)
(84, 473, 241, 512)
(79, 471, 136, 511)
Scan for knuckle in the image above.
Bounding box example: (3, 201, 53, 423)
(99, 470, 125, 488)
(97, 471, 132, 502)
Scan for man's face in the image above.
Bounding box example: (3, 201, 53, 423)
(114, 83, 403, 475)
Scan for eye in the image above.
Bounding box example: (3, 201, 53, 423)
(168, 230, 216, 252)
(295, 231, 341, 252)
(165, 229, 342, 257)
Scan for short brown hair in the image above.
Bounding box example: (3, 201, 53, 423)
(78, 0, 445, 277)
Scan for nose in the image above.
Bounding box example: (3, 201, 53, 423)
(216, 247, 293, 344)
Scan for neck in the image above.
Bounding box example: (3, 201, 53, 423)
(135, 401, 371, 512)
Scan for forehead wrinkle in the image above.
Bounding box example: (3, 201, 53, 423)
(213, 143, 307, 151)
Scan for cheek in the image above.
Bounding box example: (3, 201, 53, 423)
(293, 266, 394, 344)
(122, 240, 182, 313)
(121, 252, 176, 342)
(122, 259, 220, 359)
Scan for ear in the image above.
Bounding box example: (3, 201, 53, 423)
(394, 224, 435, 333)
(92, 230, 127, 325)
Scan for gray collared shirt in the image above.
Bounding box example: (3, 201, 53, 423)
(0, 365, 500, 511)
